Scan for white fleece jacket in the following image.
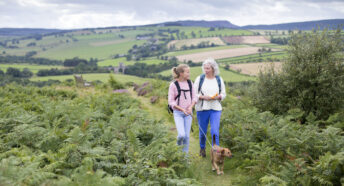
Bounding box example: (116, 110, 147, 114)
(194, 75, 226, 111)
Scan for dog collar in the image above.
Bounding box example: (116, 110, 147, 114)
(213, 149, 222, 154)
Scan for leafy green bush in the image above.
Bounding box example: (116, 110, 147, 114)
(108, 74, 124, 90)
(220, 95, 344, 185)
(253, 29, 344, 121)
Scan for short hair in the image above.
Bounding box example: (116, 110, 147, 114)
(202, 58, 220, 75)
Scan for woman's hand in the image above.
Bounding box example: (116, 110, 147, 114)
(186, 107, 192, 115)
(181, 108, 189, 116)
(214, 95, 222, 100)
(201, 95, 212, 101)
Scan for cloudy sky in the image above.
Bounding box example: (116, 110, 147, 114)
(0, 0, 343, 29)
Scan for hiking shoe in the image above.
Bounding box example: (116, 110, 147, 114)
(200, 149, 206, 158)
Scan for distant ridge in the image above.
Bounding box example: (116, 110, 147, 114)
(0, 28, 64, 37)
(158, 20, 240, 28)
(241, 19, 344, 30)
(1, 19, 344, 37)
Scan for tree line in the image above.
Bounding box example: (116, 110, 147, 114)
(37, 58, 107, 77)
(270, 36, 290, 45)
(124, 58, 178, 78)
(0, 55, 63, 65)
(0, 67, 33, 78)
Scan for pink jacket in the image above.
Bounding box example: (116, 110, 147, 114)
(168, 80, 198, 110)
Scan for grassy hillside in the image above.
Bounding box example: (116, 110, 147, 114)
(37, 39, 145, 60)
(0, 25, 291, 81)
(0, 26, 255, 61)
(0, 28, 153, 60)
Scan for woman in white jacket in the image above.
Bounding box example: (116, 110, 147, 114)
(194, 58, 226, 157)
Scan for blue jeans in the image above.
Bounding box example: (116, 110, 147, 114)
(197, 110, 222, 149)
(173, 110, 192, 153)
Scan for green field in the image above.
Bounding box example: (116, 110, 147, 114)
(217, 51, 288, 64)
(0, 26, 258, 62)
(97, 57, 168, 67)
(0, 64, 65, 73)
(0, 28, 153, 61)
(163, 26, 254, 38)
(164, 45, 248, 57)
(36, 39, 145, 60)
(31, 73, 153, 84)
(159, 66, 256, 82)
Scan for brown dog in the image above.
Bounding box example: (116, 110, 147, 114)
(210, 135, 232, 175)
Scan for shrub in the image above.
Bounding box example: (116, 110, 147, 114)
(253, 29, 344, 121)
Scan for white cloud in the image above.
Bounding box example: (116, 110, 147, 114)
(0, 0, 343, 28)
(16, 0, 53, 8)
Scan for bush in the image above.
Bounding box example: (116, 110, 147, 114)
(25, 51, 37, 58)
(253, 29, 344, 121)
(108, 74, 124, 90)
(219, 95, 344, 185)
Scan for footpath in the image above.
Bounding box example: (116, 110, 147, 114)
(128, 89, 235, 186)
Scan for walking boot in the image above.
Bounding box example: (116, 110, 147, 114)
(200, 149, 206, 158)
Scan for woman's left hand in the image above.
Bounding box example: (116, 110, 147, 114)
(215, 95, 222, 100)
(186, 107, 192, 115)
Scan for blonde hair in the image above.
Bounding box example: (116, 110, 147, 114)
(202, 58, 220, 75)
(172, 64, 189, 79)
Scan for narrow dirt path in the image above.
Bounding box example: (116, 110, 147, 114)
(128, 89, 235, 186)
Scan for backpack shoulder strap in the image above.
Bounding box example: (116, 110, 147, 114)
(174, 81, 181, 105)
(198, 74, 205, 93)
(187, 79, 192, 100)
(215, 75, 222, 94)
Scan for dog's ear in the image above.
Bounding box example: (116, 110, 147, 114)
(221, 149, 225, 154)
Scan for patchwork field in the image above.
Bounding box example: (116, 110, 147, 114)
(36, 39, 145, 60)
(217, 51, 287, 64)
(165, 45, 248, 57)
(176, 47, 281, 62)
(167, 37, 226, 49)
(0, 28, 152, 60)
(162, 26, 254, 38)
(222, 36, 270, 44)
(0, 26, 257, 62)
(229, 62, 282, 76)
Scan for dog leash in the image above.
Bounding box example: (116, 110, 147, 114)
(191, 114, 213, 149)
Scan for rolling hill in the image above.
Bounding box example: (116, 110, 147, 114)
(1, 19, 343, 38)
(241, 19, 344, 30)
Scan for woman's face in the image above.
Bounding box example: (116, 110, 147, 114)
(180, 67, 190, 80)
(203, 64, 214, 76)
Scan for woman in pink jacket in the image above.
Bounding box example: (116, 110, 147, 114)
(168, 64, 197, 153)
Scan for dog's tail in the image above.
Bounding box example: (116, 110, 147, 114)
(213, 134, 216, 145)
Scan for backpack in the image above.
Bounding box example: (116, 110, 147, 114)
(167, 80, 193, 114)
(198, 74, 222, 108)
(198, 74, 222, 94)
